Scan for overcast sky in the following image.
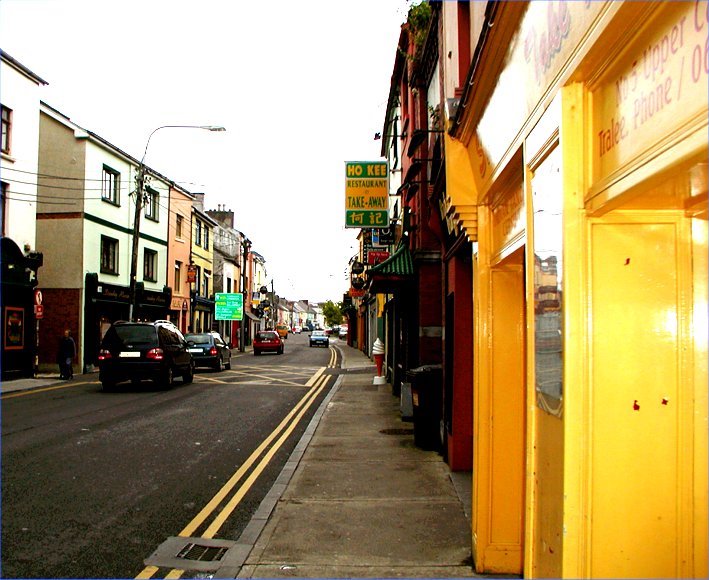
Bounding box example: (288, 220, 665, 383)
(0, 0, 413, 303)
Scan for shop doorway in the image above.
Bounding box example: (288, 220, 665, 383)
(473, 245, 526, 573)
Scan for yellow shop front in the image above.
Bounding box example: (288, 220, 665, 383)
(450, 1, 707, 577)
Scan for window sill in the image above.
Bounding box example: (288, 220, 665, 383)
(1, 151, 15, 163)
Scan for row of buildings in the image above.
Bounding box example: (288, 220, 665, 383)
(0, 49, 323, 379)
(345, 1, 707, 578)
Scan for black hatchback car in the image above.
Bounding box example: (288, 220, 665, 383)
(98, 320, 194, 391)
(185, 332, 232, 371)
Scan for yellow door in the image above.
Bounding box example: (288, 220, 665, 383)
(473, 246, 526, 573)
(588, 212, 695, 577)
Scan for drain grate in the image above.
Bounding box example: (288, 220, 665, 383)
(145, 536, 236, 573)
(177, 542, 228, 563)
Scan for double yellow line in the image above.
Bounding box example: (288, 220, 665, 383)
(137, 360, 335, 579)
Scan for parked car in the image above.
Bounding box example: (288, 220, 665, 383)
(185, 332, 231, 371)
(98, 320, 194, 391)
(338, 325, 348, 339)
(309, 330, 330, 348)
(292, 326, 302, 334)
(275, 323, 289, 339)
(253, 330, 284, 355)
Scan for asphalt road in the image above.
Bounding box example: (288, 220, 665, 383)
(1, 332, 340, 579)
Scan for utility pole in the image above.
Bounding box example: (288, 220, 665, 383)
(128, 164, 146, 322)
(127, 125, 225, 322)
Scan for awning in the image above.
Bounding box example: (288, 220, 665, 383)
(245, 311, 261, 322)
(367, 243, 414, 294)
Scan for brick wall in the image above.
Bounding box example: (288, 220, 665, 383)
(38, 288, 81, 372)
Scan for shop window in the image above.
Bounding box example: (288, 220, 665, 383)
(143, 248, 157, 282)
(532, 144, 563, 415)
(101, 235, 119, 275)
(101, 165, 120, 205)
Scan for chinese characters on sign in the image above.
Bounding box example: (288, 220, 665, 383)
(345, 161, 389, 228)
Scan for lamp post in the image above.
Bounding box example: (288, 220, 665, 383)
(128, 125, 225, 322)
(239, 237, 251, 352)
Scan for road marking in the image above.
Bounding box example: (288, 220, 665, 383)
(0, 381, 92, 399)
(225, 369, 303, 387)
(201, 375, 330, 538)
(135, 366, 331, 580)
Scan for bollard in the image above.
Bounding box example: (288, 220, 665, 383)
(372, 338, 386, 385)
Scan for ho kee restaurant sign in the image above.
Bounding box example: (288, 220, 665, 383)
(344, 161, 389, 228)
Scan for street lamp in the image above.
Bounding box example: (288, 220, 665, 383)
(128, 125, 225, 322)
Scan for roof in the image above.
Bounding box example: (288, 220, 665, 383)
(368, 243, 413, 276)
(1, 49, 48, 85)
(367, 243, 414, 294)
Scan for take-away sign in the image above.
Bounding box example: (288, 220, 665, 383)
(344, 161, 389, 228)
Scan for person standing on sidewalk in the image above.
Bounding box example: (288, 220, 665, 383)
(57, 329, 76, 379)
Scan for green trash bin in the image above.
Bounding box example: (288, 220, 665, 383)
(406, 364, 443, 451)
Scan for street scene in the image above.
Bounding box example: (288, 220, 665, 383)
(2, 334, 339, 578)
(1, 0, 708, 579)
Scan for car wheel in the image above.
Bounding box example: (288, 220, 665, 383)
(278, 347, 284, 354)
(225, 358, 231, 370)
(214, 357, 224, 372)
(102, 380, 116, 392)
(183, 362, 194, 384)
(254, 349, 261, 356)
(160, 366, 174, 389)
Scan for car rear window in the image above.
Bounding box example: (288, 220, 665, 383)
(256, 332, 278, 340)
(186, 333, 212, 345)
(103, 325, 158, 348)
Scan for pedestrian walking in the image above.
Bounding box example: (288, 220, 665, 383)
(57, 329, 76, 379)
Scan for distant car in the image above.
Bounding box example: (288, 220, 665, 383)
(338, 325, 348, 339)
(253, 330, 284, 355)
(98, 320, 194, 391)
(309, 330, 330, 348)
(185, 332, 231, 371)
(275, 324, 289, 340)
(292, 326, 302, 334)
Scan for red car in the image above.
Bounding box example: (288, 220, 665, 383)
(253, 330, 284, 356)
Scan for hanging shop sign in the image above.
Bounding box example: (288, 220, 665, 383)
(345, 161, 389, 228)
(367, 250, 390, 265)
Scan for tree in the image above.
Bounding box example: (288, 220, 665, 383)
(321, 300, 344, 327)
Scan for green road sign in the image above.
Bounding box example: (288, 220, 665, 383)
(215, 292, 243, 321)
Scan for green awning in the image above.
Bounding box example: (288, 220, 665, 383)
(367, 243, 413, 293)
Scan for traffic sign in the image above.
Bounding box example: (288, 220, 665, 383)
(34, 304, 44, 319)
(215, 293, 243, 321)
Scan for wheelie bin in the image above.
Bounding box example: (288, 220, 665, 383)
(406, 364, 443, 452)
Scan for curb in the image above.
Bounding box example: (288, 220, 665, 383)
(214, 373, 344, 578)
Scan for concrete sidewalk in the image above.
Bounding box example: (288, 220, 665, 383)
(218, 342, 478, 579)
